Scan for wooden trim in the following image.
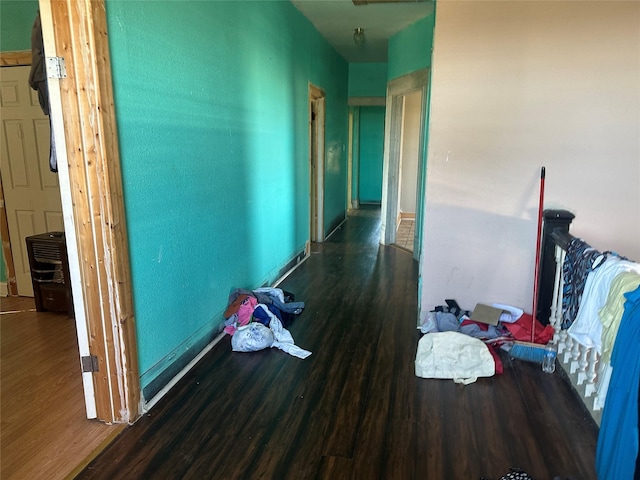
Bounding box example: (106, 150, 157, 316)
(0, 177, 19, 296)
(388, 69, 429, 96)
(0, 51, 32, 67)
(41, 0, 140, 423)
(348, 97, 385, 107)
(308, 83, 326, 242)
(400, 212, 416, 220)
(380, 68, 429, 247)
(309, 83, 325, 99)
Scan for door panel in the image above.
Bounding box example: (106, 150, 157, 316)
(1, 65, 63, 296)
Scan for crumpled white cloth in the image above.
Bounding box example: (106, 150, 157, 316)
(491, 303, 524, 323)
(415, 331, 495, 385)
(257, 304, 311, 359)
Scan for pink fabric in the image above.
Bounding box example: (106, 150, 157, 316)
(237, 296, 257, 326)
(224, 296, 258, 335)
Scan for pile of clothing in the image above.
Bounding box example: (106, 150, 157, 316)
(415, 302, 555, 384)
(558, 238, 640, 480)
(223, 287, 311, 359)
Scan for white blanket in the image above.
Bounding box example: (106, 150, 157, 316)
(415, 331, 495, 385)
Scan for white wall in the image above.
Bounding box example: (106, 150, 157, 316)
(420, 1, 640, 317)
(400, 90, 421, 214)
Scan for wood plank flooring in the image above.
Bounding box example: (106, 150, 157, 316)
(0, 296, 124, 480)
(77, 206, 599, 479)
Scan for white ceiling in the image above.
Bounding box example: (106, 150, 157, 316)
(291, 0, 435, 63)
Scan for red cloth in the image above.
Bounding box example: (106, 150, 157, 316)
(504, 313, 554, 344)
(224, 294, 252, 319)
(487, 345, 504, 375)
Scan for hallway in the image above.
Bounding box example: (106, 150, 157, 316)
(77, 206, 598, 479)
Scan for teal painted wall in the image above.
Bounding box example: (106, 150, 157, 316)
(358, 107, 385, 203)
(348, 63, 387, 97)
(105, 0, 348, 394)
(0, 0, 38, 51)
(387, 5, 436, 281)
(388, 13, 435, 81)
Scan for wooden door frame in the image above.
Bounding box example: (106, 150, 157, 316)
(309, 84, 325, 243)
(380, 69, 429, 263)
(3, 0, 141, 424)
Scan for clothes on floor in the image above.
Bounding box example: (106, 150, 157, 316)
(230, 309, 311, 359)
(417, 303, 549, 379)
(224, 288, 310, 358)
(224, 295, 258, 335)
(227, 287, 303, 326)
(502, 313, 555, 345)
(254, 305, 311, 359)
(421, 311, 508, 341)
(415, 331, 495, 385)
(231, 322, 274, 352)
(491, 303, 524, 323)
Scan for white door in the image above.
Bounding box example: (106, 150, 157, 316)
(0, 65, 64, 296)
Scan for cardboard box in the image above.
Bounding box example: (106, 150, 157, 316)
(470, 303, 508, 326)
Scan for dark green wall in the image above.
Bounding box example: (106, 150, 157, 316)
(358, 107, 385, 203)
(0, 0, 38, 51)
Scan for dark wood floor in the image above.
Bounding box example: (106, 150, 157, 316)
(77, 206, 599, 480)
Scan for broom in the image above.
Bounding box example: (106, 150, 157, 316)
(509, 167, 548, 364)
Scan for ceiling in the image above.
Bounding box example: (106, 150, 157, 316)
(290, 0, 435, 63)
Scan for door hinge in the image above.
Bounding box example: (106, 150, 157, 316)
(46, 56, 67, 79)
(81, 355, 99, 373)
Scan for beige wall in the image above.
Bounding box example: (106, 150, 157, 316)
(399, 90, 421, 214)
(420, 1, 640, 316)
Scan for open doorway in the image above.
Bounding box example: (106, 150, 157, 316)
(394, 90, 422, 254)
(309, 84, 326, 243)
(380, 69, 429, 261)
(1, 65, 65, 295)
(0, 61, 120, 479)
(0, 0, 141, 426)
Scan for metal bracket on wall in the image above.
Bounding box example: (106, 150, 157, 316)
(81, 355, 99, 373)
(46, 56, 67, 79)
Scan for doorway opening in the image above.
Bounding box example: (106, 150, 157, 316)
(380, 69, 429, 261)
(1, 65, 64, 296)
(0, 0, 140, 426)
(309, 84, 326, 243)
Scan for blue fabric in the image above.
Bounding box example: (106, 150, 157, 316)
(596, 285, 640, 480)
(266, 303, 283, 322)
(270, 296, 304, 315)
(252, 305, 272, 326)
